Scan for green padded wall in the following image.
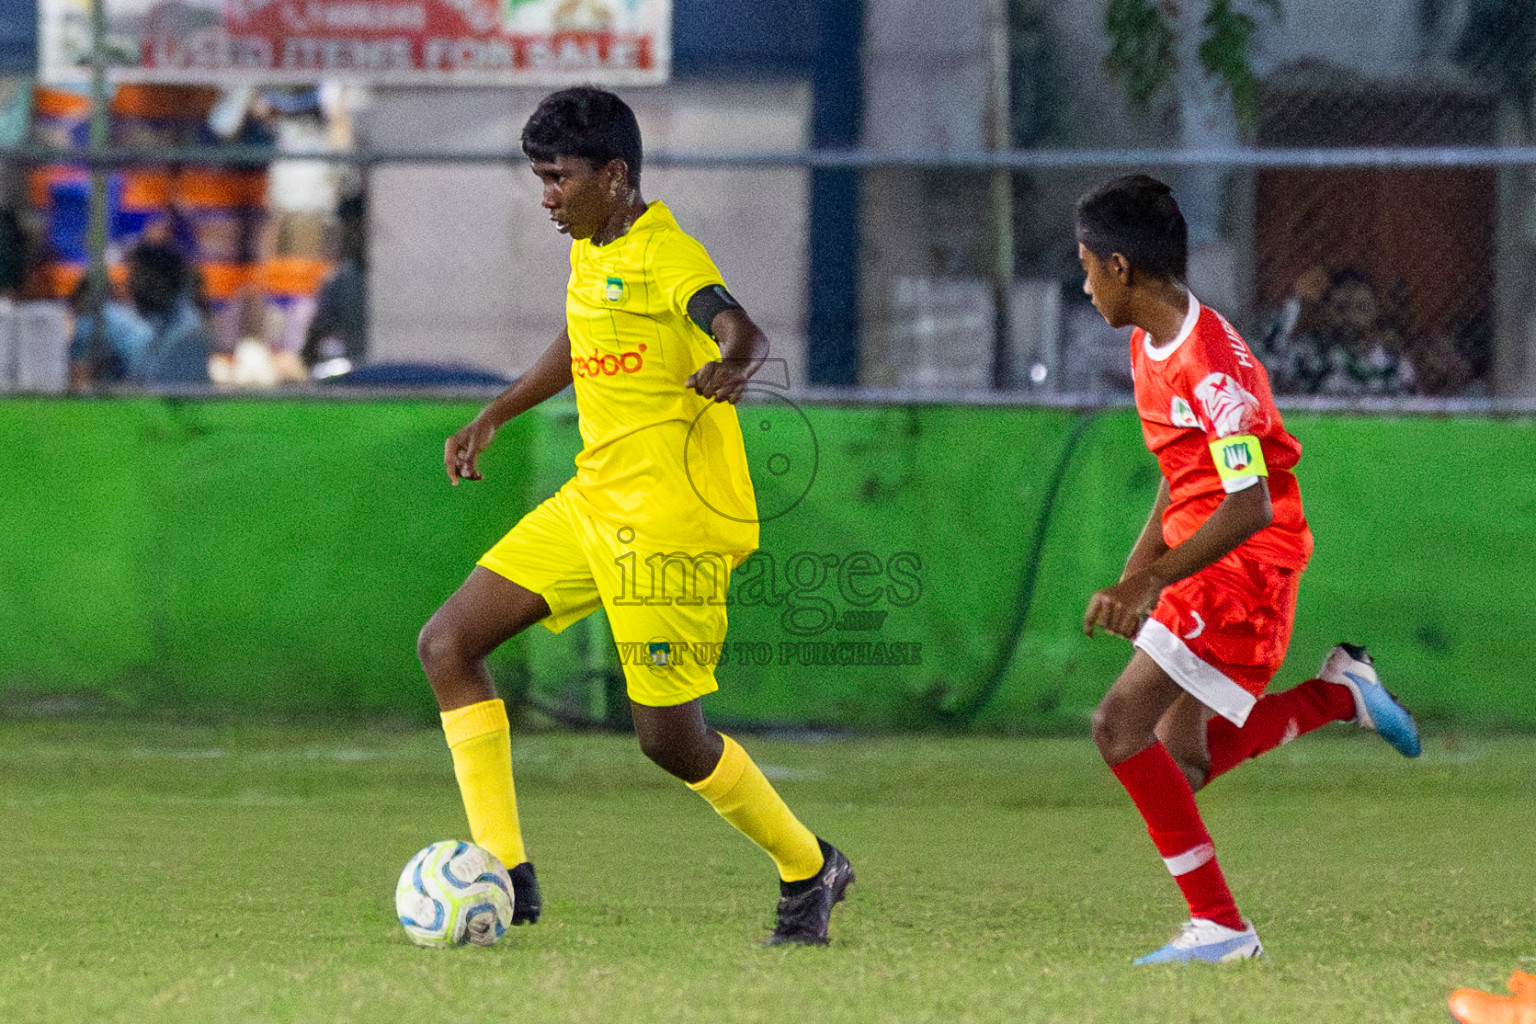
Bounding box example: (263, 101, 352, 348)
(1, 396, 1532, 730)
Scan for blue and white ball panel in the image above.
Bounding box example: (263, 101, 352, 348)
(395, 840, 515, 947)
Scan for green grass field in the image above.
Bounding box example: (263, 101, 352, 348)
(0, 720, 1531, 1024)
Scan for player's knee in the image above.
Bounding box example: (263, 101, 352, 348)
(1165, 747, 1210, 790)
(1156, 721, 1212, 789)
(417, 617, 470, 678)
(1091, 702, 1141, 765)
(636, 725, 717, 781)
(636, 730, 685, 776)
(1089, 707, 1115, 759)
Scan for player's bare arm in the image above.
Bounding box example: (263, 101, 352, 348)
(1081, 479, 1170, 640)
(445, 329, 575, 485)
(686, 305, 768, 404)
(1119, 478, 1173, 581)
(1084, 477, 1273, 640)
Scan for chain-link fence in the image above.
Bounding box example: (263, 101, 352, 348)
(856, 154, 1510, 403)
(3, 0, 1536, 402)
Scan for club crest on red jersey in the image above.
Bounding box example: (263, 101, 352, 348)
(1170, 396, 1200, 428)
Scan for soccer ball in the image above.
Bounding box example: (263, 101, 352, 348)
(395, 840, 515, 948)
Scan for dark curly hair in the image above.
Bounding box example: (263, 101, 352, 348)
(521, 87, 643, 188)
(1075, 174, 1187, 282)
(126, 241, 191, 317)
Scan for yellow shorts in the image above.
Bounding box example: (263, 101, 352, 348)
(477, 484, 737, 708)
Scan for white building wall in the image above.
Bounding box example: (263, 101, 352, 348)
(354, 0, 1512, 395)
(859, 0, 994, 388)
(1252, 0, 1424, 76)
(361, 80, 810, 385)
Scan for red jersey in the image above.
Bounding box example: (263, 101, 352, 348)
(1130, 294, 1312, 570)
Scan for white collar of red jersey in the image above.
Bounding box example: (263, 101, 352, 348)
(1142, 291, 1201, 362)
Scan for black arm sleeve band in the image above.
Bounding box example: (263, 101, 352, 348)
(686, 284, 743, 338)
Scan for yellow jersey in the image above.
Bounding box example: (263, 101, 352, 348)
(562, 200, 759, 558)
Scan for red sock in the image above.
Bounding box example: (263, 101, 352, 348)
(1206, 679, 1356, 783)
(1111, 742, 1244, 931)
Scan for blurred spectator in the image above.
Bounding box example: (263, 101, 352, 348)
(1315, 270, 1416, 397)
(0, 206, 23, 299)
(1407, 331, 1477, 396)
(301, 189, 368, 379)
(1256, 264, 1332, 393)
(1406, 296, 1490, 398)
(1258, 267, 1416, 397)
(205, 85, 278, 151)
(68, 241, 213, 388)
(259, 84, 356, 220)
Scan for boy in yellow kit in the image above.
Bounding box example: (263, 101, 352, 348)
(417, 87, 853, 945)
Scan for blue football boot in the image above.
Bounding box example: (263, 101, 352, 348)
(1319, 643, 1422, 758)
(1134, 918, 1263, 965)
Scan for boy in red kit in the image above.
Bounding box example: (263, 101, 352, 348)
(1075, 174, 1421, 965)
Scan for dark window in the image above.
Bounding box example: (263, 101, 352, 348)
(0, 1, 36, 76)
(673, 0, 817, 78)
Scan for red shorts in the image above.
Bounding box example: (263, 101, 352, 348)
(1132, 554, 1302, 726)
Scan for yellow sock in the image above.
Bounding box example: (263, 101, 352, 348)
(440, 699, 527, 868)
(688, 734, 824, 882)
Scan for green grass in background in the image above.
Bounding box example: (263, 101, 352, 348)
(0, 721, 1530, 1023)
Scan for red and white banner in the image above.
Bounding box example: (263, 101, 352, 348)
(41, 0, 671, 85)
